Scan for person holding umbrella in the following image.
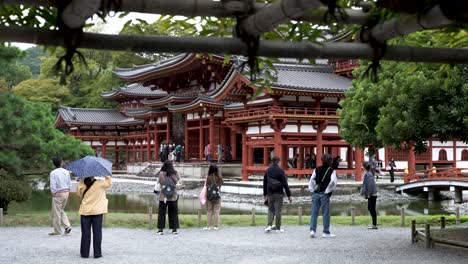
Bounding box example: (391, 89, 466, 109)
(66, 156, 113, 259)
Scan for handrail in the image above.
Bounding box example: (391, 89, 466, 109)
(404, 167, 468, 183)
(225, 107, 338, 119)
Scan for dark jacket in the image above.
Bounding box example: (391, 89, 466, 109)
(263, 164, 291, 197)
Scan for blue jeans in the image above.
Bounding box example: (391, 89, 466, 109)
(310, 193, 331, 234)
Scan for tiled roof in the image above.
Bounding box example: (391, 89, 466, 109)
(142, 94, 196, 105)
(271, 63, 351, 92)
(167, 94, 223, 111)
(124, 107, 166, 116)
(113, 54, 192, 78)
(102, 83, 167, 98)
(57, 106, 143, 126)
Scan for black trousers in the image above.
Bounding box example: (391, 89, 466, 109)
(367, 196, 377, 226)
(157, 200, 179, 230)
(389, 169, 395, 182)
(80, 214, 103, 258)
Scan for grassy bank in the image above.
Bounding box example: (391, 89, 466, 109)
(1, 212, 467, 229)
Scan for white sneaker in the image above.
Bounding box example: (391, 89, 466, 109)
(203, 226, 210, 230)
(276, 228, 284, 233)
(322, 233, 336, 238)
(213, 227, 219, 230)
(309, 231, 316, 238)
(264, 226, 272, 233)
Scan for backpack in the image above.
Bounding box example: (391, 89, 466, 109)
(207, 174, 221, 201)
(267, 170, 283, 192)
(162, 175, 176, 198)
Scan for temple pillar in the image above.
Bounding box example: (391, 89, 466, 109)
(354, 148, 364, 181)
(263, 147, 269, 166)
(166, 113, 171, 144)
(132, 140, 137, 164)
(154, 129, 160, 162)
(408, 143, 416, 174)
(140, 140, 144, 162)
(100, 139, 107, 159)
(184, 116, 189, 161)
(115, 146, 119, 169)
(347, 146, 353, 169)
(242, 129, 248, 181)
(454, 187, 463, 204)
(209, 112, 215, 159)
(146, 121, 151, 161)
(199, 112, 204, 160)
(298, 146, 304, 179)
(314, 121, 326, 167)
(125, 140, 129, 166)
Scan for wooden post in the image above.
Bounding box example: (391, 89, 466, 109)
(351, 207, 355, 225)
(440, 216, 445, 229)
(298, 206, 303, 225)
(400, 208, 405, 227)
(0, 208, 3, 225)
(197, 209, 202, 227)
(425, 224, 431, 249)
(455, 207, 460, 225)
(148, 207, 153, 230)
(251, 208, 256, 226)
(411, 220, 416, 244)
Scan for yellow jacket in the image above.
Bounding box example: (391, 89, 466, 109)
(78, 176, 112, 216)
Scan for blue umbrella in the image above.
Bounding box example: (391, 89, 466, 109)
(65, 156, 113, 179)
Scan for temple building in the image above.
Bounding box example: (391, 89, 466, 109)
(55, 54, 468, 181)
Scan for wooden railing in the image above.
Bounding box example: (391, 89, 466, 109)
(225, 107, 338, 120)
(404, 167, 468, 183)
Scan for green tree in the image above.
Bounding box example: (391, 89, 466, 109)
(12, 79, 70, 111)
(0, 45, 32, 89)
(339, 61, 468, 154)
(0, 92, 94, 211)
(18, 46, 48, 76)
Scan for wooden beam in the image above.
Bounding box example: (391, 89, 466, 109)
(2, 26, 468, 64)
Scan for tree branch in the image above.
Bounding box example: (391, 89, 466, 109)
(357, 5, 452, 43)
(1, 26, 468, 64)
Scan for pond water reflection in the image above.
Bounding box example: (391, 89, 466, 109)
(8, 190, 457, 216)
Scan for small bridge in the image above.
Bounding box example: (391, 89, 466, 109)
(396, 168, 468, 203)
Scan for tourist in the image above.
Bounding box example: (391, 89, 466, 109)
(203, 164, 224, 230)
(310, 153, 317, 169)
(263, 156, 292, 233)
(361, 161, 378, 230)
(159, 144, 166, 162)
(217, 144, 223, 163)
(305, 154, 312, 169)
(205, 143, 212, 163)
(332, 155, 341, 170)
(308, 153, 337, 238)
(180, 146, 185, 162)
(292, 153, 299, 168)
(225, 144, 232, 162)
(175, 144, 182, 163)
(168, 143, 174, 161)
(77, 175, 112, 258)
(49, 156, 72, 236)
(156, 161, 180, 235)
(164, 143, 170, 162)
(388, 157, 396, 183)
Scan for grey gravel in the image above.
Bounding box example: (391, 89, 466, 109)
(0, 226, 466, 264)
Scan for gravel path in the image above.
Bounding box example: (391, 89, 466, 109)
(0, 226, 466, 264)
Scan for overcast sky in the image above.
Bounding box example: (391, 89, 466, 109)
(12, 12, 159, 50)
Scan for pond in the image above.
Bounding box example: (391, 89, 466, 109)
(7, 190, 457, 216)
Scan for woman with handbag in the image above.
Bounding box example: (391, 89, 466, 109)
(203, 164, 223, 230)
(156, 160, 180, 235)
(361, 161, 378, 230)
(77, 175, 112, 259)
